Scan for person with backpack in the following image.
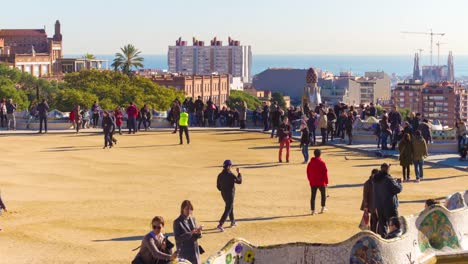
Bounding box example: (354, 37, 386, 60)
(216, 160, 242, 232)
(132, 216, 177, 264)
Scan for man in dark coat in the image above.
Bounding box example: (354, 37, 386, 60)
(194, 96, 204, 127)
(388, 106, 402, 150)
(37, 99, 49, 133)
(262, 102, 269, 131)
(216, 160, 242, 231)
(361, 169, 379, 233)
(373, 163, 402, 238)
(417, 119, 432, 144)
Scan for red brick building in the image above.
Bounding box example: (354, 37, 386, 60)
(151, 74, 230, 106)
(0, 20, 63, 76)
(393, 81, 466, 125)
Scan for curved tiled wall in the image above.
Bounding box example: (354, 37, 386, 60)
(203, 190, 468, 264)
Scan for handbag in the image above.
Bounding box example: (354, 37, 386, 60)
(358, 211, 370, 230)
(199, 245, 205, 255)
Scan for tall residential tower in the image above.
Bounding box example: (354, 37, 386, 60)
(168, 37, 252, 83)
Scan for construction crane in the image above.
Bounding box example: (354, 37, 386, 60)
(401, 29, 445, 66)
(436, 41, 447, 66)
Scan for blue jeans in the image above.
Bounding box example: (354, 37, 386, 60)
(458, 135, 466, 152)
(189, 112, 195, 126)
(302, 144, 309, 162)
(414, 160, 424, 179)
(380, 132, 388, 149)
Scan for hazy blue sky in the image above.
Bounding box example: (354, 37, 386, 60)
(2, 0, 467, 55)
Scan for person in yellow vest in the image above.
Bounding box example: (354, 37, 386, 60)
(179, 108, 190, 144)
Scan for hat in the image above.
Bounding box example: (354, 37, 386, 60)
(381, 163, 391, 168)
(223, 160, 233, 167)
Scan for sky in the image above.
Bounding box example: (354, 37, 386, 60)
(1, 0, 468, 56)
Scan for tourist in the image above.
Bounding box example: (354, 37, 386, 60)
(344, 111, 355, 145)
(300, 118, 310, 163)
(412, 130, 428, 183)
(455, 117, 467, 153)
(73, 105, 82, 134)
(173, 200, 202, 264)
(26, 101, 38, 130)
(102, 111, 115, 149)
(303, 103, 311, 118)
(361, 169, 379, 233)
(398, 133, 413, 182)
(171, 100, 181, 133)
(369, 102, 377, 117)
(36, 99, 50, 133)
(69, 108, 75, 129)
(380, 115, 391, 150)
(461, 143, 468, 161)
(373, 163, 402, 238)
(6, 98, 17, 131)
(307, 111, 317, 145)
(91, 101, 101, 128)
(326, 108, 336, 142)
(374, 121, 382, 148)
(81, 108, 90, 129)
(0, 192, 7, 231)
(385, 217, 402, 239)
(132, 216, 177, 264)
(307, 149, 328, 215)
(0, 98, 6, 128)
(278, 117, 292, 163)
(417, 119, 432, 144)
(407, 112, 419, 132)
(401, 121, 413, 136)
(239, 101, 247, 129)
(138, 104, 149, 131)
(179, 108, 190, 145)
(186, 98, 195, 127)
(388, 106, 402, 150)
(270, 103, 281, 138)
(318, 108, 328, 145)
(126, 101, 138, 134)
(114, 106, 123, 135)
(262, 102, 269, 131)
(194, 96, 204, 127)
(206, 98, 215, 126)
(216, 160, 242, 232)
(146, 106, 153, 129)
(253, 106, 260, 127)
(425, 199, 440, 208)
(109, 111, 118, 145)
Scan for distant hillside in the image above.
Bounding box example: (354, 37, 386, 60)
(252, 68, 308, 99)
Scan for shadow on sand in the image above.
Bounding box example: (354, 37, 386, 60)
(93, 232, 174, 242)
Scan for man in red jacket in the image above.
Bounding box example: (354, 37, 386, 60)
(307, 149, 329, 215)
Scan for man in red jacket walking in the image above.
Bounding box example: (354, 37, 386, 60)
(307, 149, 329, 215)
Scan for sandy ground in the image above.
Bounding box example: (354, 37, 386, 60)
(0, 129, 466, 264)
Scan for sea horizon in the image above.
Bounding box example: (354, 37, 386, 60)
(68, 54, 468, 78)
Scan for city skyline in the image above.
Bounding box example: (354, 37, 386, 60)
(2, 0, 468, 56)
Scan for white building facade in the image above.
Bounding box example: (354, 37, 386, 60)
(168, 37, 252, 83)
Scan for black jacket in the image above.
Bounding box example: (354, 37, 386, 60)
(37, 102, 49, 117)
(300, 127, 310, 146)
(373, 171, 402, 212)
(217, 169, 242, 194)
(278, 123, 291, 141)
(102, 116, 115, 133)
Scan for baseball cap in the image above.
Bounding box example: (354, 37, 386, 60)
(223, 160, 233, 167)
(381, 163, 391, 168)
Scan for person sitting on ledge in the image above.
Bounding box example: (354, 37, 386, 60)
(425, 199, 440, 209)
(385, 217, 402, 239)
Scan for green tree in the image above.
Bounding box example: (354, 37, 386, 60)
(226, 90, 262, 110)
(398, 108, 411, 120)
(111, 44, 144, 75)
(271, 92, 286, 109)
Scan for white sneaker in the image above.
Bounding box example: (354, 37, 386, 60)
(320, 207, 328, 214)
(217, 225, 225, 232)
(311, 210, 316, 215)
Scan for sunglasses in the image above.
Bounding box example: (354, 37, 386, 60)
(153, 225, 162, 229)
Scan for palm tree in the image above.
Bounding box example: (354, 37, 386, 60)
(82, 53, 96, 60)
(111, 44, 144, 75)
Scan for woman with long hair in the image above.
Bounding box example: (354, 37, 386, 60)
(173, 200, 202, 264)
(398, 133, 413, 182)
